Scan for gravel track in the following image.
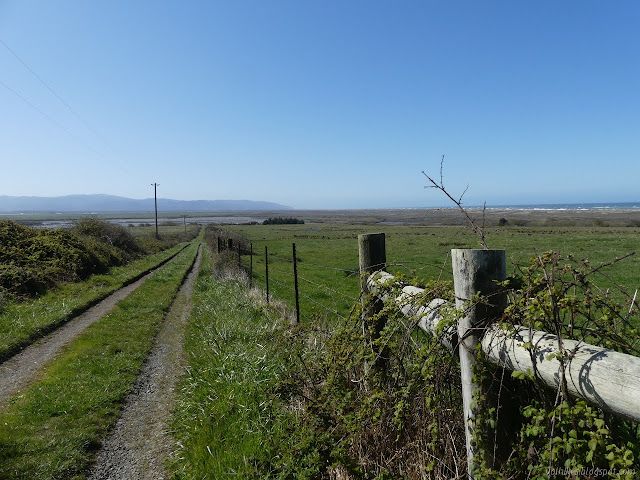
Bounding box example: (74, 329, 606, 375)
(0, 269, 161, 408)
(87, 245, 202, 480)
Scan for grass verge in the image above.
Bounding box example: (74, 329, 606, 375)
(0, 239, 199, 480)
(169, 245, 294, 478)
(0, 242, 188, 362)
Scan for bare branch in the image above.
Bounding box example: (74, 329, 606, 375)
(422, 157, 488, 250)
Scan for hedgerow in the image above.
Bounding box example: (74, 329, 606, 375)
(260, 253, 640, 479)
(0, 219, 147, 299)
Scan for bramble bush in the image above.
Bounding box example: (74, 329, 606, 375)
(258, 252, 640, 479)
(0, 219, 150, 299)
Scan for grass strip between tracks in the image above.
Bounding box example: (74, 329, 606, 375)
(0, 239, 200, 480)
(0, 242, 189, 362)
(169, 245, 293, 478)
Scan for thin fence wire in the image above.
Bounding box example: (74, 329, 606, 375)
(266, 252, 358, 274)
(298, 290, 345, 319)
(298, 262, 358, 274)
(266, 270, 349, 320)
(264, 266, 358, 305)
(296, 274, 358, 301)
(268, 267, 295, 278)
(234, 241, 458, 324)
(386, 261, 452, 276)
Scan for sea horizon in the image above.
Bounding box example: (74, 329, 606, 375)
(455, 202, 640, 211)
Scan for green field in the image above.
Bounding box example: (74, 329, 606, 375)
(224, 223, 640, 320)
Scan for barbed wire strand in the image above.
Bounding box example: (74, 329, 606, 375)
(265, 276, 346, 319)
(266, 252, 358, 274)
(262, 266, 358, 303)
(296, 274, 359, 301)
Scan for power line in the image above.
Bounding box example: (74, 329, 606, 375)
(0, 78, 73, 136)
(0, 38, 110, 152)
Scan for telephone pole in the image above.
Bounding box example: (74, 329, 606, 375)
(151, 183, 159, 239)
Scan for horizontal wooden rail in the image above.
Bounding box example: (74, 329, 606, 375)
(366, 271, 640, 424)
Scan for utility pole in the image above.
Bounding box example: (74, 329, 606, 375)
(151, 183, 159, 239)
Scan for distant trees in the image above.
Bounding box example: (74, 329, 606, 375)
(263, 217, 305, 225)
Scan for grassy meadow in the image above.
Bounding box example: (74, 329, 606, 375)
(225, 222, 640, 320)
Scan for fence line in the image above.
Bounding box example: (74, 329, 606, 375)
(213, 229, 640, 477)
(296, 274, 359, 301)
(358, 233, 640, 479)
(367, 269, 640, 426)
(266, 267, 351, 319)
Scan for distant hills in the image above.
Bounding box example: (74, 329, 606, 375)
(0, 194, 293, 213)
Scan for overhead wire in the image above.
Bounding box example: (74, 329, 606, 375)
(0, 38, 108, 155)
(0, 78, 75, 137)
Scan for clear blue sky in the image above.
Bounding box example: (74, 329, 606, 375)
(1, 1, 638, 209)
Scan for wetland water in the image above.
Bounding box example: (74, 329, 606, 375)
(4, 203, 640, 229)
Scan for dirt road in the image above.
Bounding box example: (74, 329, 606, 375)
(88, 245, 202, 479)
(0, 269, 161, 408)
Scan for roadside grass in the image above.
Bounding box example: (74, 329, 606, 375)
(0, 239, 200, 480)
(0, 242, 188, 362)
(170, 244, 294, 479)
(226, 224, 640, 319)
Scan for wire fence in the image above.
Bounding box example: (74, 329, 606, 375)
(218, 240, 458, 324)
(253, 246, 360, 322)
(212, 231, 640, 332)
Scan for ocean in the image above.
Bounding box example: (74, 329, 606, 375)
(483, 202, 640, 211)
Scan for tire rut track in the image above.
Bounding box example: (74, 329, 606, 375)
(0, 251, 182, 409)
(88, 244, 202, 480)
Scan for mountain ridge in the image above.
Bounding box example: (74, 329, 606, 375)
(0, 194, 293, 213)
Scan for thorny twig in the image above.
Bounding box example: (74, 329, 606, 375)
(422, 155, 489, 250)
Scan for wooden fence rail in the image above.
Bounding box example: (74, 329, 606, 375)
(358, 233, 640, 479)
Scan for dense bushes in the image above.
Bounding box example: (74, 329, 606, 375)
(260, 255, 640, 478)
(0, 221, 101, 297)
(71, 217, 142, 266)
(263, 217, 305, 225)
(0, 219, 147, 299)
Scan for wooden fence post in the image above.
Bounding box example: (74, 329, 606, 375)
(217, 236, 221, 254)
(452, 249, 506, 479)
(227, 238, 233, 250)
(358, 233, 387, 371)
(249, 243, 253, 288)
(293, 243, 300, 324)
(358, 233, 386, 291)
(265, 245, 269, 304)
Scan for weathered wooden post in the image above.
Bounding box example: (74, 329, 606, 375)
(249, 243, 253, 288)
(227, 238, 233, 250)
(217, 236, 221, 254)
(265, 245, 269, 304)
(358, 233, 386, 289)
(452, 249, 506, 479)
(358, 233, 387, 371)
(292, 243, 300, 324)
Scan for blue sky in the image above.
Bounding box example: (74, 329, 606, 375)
(1, 1, 638, 209)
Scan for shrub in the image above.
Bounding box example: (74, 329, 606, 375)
(71, 217, 141, 257)
(0, 219, 151, 299)
(263, 217, 305, 225)
(0, 220, 103, 296)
